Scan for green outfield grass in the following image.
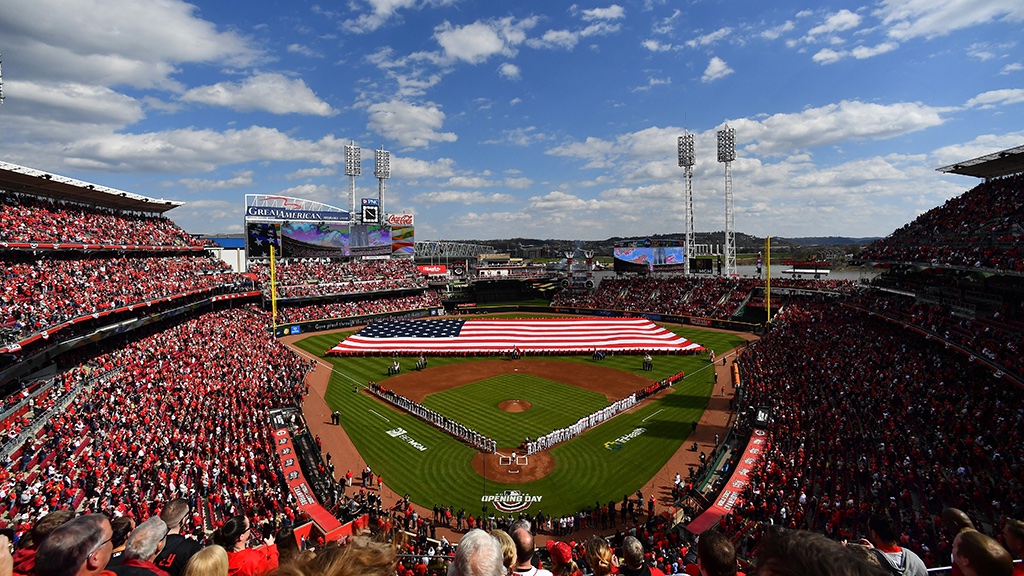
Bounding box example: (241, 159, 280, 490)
(291, 323, 745, 516)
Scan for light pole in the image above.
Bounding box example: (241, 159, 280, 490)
(677, 132, 695, 276)
(717, 125, 736, 277)
(344, 142, 361, 256)
(374, 146, 390, 221)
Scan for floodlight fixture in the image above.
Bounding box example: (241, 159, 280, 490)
(717, 125, 735, 163)
(374, 147, 390, 179)
(677, 133, 695, 168)
(345, 143, 361, 177)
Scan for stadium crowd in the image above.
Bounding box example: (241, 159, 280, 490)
(848, 288, 1023, 377)
(726, 300, 1023, 568)
(275, 293, 441, 325)
(858, 174, 1024, 271)
(552, 276, 855, 319)
(0, 192, 207, 248)
(1, 307, 311, 536)
(248, 260, 427, 299)
(1, 254, 242, 347)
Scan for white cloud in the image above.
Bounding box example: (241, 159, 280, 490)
(850, 42, 899, 59)
(686, 27, 733, 48)
(1001, 63, 1023, 74)
(392, 156, 457, 179)
(366, 99, 457, 148)
(527, 29, 580, 50)
(814, 42, 899, 64)
(812, 48, 843, 65)
(5, 80, 145, 127)
(181, 73, 337, 116)
(632, 77, 672, 92)
(736, 100, 950, 155)
(287, 43, 321, 58)
(877, 0, 1024, 41)
(964, 88, 1024, 108)
(760, 21, 795, 41)
(529, 191, 605, 212)
(579, 5, 626, 21)
(433, 17, 537, 64)
(53, 126, 345, 173)
(805, 9, 862, 41)
(287, 167, 337, 180)
(642, 39, 677, 52)
(581, 21, 623, 37)
(498, 62, 521, 80)
(179, 170, 254, 191)
(652, 10, 682, 35)
(0, 0, 259, 89)
(702, 56, 734, 82)
(414, 190, 516, 204)
(483, 126, 553, 147)
(343, 0, 419, 33)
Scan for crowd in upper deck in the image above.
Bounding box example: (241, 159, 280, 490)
(858, 174, 1024, 271)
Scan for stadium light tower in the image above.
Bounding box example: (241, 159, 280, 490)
(345, 142, 361, 245)
(677, 132, 695, 275)
(374, 145, 390, 220)
(717, 125, 736, 277)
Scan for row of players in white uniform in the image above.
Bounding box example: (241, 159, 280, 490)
(524, 393, 639, 455)
(368, 380, 653, 456)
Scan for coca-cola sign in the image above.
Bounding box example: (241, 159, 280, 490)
(387, 213, 414, 226)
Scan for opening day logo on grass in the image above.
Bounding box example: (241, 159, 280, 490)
(482, 490, 543, 513)
(604, 427, 647, 450)
(385, 427, 428, 452)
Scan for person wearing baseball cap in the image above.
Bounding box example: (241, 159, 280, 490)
(545, 541, 580, 576)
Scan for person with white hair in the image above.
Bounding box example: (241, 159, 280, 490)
(448, 530, 506, 576)
(110, 517, 170, 576)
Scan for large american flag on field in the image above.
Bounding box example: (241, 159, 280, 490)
(327, 318, 703, 354)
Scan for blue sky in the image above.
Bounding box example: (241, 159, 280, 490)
(0, 0, 1022, 241)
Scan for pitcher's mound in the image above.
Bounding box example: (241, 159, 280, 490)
(498, 399, 532, 412)
(472, 450, 554, 483)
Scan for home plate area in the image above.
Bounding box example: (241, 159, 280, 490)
(496, 451, 529, 472)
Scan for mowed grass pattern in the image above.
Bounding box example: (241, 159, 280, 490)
(423, 375, 610, 446)
(291, 322, 746, 515)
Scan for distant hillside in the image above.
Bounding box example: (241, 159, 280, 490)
(470, 233, 879, 257)
(776, 236, 880, 245)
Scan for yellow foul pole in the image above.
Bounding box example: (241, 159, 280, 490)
(270, 244, 278, 328)
(765, 236, 771, 322)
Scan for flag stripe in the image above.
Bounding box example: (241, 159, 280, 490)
(328, 318, 702, 354)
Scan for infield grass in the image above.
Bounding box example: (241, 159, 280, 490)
(291, 324, 746, 516)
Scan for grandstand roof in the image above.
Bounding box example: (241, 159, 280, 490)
(936, 144, 1024, 179)
(0, 160, 183, 213)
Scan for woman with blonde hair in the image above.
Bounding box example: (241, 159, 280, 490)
(491, 530, 516, 576)
(183, 545, 229, 576)
(583, 537, 618, 576)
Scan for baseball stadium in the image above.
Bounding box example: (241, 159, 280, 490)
(2, 140, 1023, 576)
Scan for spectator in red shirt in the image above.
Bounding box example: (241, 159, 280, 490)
(212, 517, 277, 576)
